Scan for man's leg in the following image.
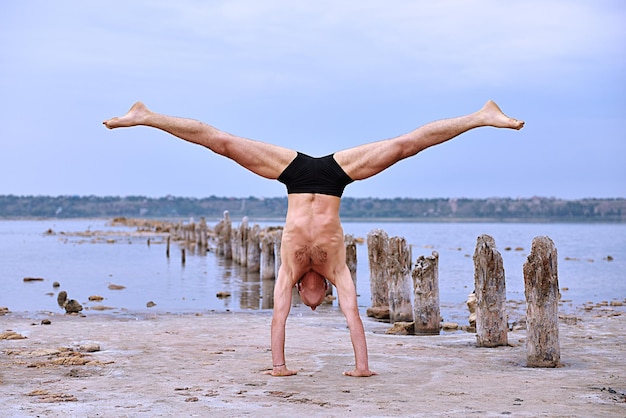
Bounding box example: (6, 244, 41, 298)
(103, 102, 296, 179)
(334, 100, 524, 181)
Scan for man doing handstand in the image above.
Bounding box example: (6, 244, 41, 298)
(103, 100, 524, 377)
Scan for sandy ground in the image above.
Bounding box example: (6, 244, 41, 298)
(1, 305, 625, 418)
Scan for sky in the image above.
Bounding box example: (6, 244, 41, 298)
(1, 0, 624, 200)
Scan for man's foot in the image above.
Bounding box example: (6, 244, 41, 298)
(103, 102, 150, 129)
(343, 368, 378, 377)
(480, 100, 524, 130)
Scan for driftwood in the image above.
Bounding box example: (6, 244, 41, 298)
(473, 234, 508, 347)
(524, 236, 560, 367)
(412, 251, 440, 335)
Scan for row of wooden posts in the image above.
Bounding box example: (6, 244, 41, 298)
(169, 211, 561, 368)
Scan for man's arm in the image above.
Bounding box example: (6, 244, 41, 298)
(335, 266, 377, 377)
(267, 270, 297, 377)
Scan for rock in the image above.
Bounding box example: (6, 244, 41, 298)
(442, 322, 459, 331)
(385, 322, 414, 335)
(88, 295, 104, 301)
(0, 331, 26, 340)
(23, 277, 44, 282)
(108, 284, 126, 290)
(79, 343, 101, 352)
(0, 307, 9, 315)
(57, 291, 68, 307)
(366, 306, 390, 320)
(467, 292, 477, 327)
(52, 281, 60, 288)
(216, 292, 231, 299)
(41, 319, 52, 325)
(146, 301, 157, 308)
(89, 305, 115, 311)
(64, 299, 83, 314)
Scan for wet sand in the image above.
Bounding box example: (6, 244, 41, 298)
(1, 306, 625, 417)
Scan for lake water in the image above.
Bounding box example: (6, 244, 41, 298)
(1, 219, 624, 323)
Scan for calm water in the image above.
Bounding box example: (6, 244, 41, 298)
(1, 219, 624, 322)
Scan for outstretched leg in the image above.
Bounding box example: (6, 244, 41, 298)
(103, 102, 296, 179)
(334, 100, 524, 181)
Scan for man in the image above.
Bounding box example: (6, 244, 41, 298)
(103, 100, 524, 377)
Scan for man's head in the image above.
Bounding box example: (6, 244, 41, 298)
(296, 271, 329, 311)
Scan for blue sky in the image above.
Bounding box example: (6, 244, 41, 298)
(1, 1, 624, 199)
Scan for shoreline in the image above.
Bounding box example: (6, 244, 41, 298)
(2, 305, 624, 417)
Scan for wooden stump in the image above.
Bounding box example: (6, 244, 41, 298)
(524, 236, 560, 367)
(198, 217, 208, 248)
(387, 237, 413, 323)
(247, 224, 261, 272)
(473, 234, 508, 347)
(260, 231, 276, 280)
(237, 217, 249, 266)
(412, 251, 440, 335)
(215, 211, 232, 259)
(367, 229, 389, 309)
(231, 228, 240, 264)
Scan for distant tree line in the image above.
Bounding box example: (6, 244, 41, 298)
(0, 195, 624, 222)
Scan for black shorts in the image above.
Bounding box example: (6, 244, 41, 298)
(277, 152, 353, 197)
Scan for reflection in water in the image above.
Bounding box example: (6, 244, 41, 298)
(215, 257, 279, 310)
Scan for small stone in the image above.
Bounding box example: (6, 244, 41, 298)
(64, 299, 83, 314)
(108, 284, 126, 290)
(88, 295, 104, 301)
(23, 277, 44, 282)
(52, 281, 60, 288)
(41, 319, 52, 325)
(385, 322, 414, 335)
(442, 322, 459, 331)
(216, 291, 231, 299)
(366, 306, 390, 320)
(79, 343, 101, 352)
(146, 301, 157, 308)
(57, 291, 68, 307)
(0, 331, 26, 340)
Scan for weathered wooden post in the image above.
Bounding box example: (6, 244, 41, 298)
(260, 230, 276, 280)
(198, 217, 208, 249)
(166, 235, 171, 258)
(240, 217, 249, 266)
(367, 229, 390, 320)
(387, 236, 413, 323)
(247, 224, 261, 272)
(412, 251, 440, 334)
(524, 236, 560, 367)
(215, 211, 233, 259)
(345, 234, 357, 287)
(473, 234, 508, 347)
(231, 228, 241, 264)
